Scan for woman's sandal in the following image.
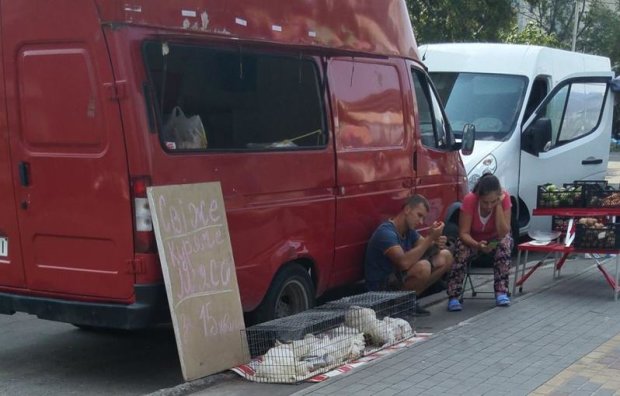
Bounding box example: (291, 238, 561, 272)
(495, 293, 511, 307)
(447, 298, 463, 312)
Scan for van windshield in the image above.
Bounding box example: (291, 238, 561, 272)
(430, 72, 527, 141)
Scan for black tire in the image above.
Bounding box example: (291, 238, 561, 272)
(251, 263, 315, 324)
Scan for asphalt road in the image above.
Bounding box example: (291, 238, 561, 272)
(0, 315, 183, 395)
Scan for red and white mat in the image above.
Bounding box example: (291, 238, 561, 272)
(231, 332, 432, 383)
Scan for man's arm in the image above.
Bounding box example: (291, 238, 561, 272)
(384, 222, 444, 271)
(384, 238, 434, 272)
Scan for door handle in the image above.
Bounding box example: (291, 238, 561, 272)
(581, 158, 602, 165)
(18, 161, 30, 186)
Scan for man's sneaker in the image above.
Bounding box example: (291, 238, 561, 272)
(447, 298, 462, 312)
(415, 303, 430, 316)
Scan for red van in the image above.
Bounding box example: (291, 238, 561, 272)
(0, 0, 472, 328)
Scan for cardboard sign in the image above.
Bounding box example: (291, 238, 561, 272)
(147, 182, 248, 381)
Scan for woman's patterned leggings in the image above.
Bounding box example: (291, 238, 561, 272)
(447, 234, 514, 299)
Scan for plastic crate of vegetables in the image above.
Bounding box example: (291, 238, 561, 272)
(537, 183, 584, 208)
(583, 184, 620, 208)
(574, 217, 620, 250)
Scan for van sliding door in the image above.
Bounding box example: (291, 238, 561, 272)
(328, 58, 414, 286)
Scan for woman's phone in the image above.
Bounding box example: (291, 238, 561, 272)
(487, 240, 499, 249)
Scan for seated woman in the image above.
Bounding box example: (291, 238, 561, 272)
(446, 173, 513, 311)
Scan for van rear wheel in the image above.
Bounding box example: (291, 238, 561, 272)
(252, 263, 315, 324)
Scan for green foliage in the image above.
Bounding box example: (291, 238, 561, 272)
(501, 21, 563, 48)
(580, 1, 620, 73)
(407, 0, 620, 73)
(406, 0, 516, 44)
(521, 0, 578, 43)
(521, 0, 620, 73)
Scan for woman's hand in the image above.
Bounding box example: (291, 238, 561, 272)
(476, 240, 493, 253)
(477, 240, 493, 254)
(436, 235, 448, 249)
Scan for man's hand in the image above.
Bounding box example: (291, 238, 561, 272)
(436, 235, 448, 249)
(428, 221, 445, 241)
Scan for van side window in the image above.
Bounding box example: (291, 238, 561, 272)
(538, 82, 607, 147)
(523, 77, 549, 122)
(142, 42, 326, 151)
(557, 83, 606, 143)
(411, 69, 448, 149)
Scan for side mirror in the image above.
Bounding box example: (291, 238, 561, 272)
(460, 123, 475, 155)
(611, 76, 620, 93)
(522, 117, 552, 156)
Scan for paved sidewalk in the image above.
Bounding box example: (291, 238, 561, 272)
(293, 260, 620, 396)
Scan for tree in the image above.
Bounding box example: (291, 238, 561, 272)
(501, 21, 562, 47)
(407, 0, 516, 44)
(519, 0, 586, 45)
(580, 1, 620, 72)
(521, 0, 620, 72)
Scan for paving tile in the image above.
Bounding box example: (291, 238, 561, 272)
(592, 389, 616, 396)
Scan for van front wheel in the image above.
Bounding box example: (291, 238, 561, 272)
(252, 263, 315, 324)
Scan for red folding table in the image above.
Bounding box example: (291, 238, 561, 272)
(513, 208, 620, 301)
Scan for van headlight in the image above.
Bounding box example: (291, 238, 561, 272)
(467, 154, 497, 191)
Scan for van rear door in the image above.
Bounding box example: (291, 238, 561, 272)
(520, 73, 614, 227)
(0, 39, 26, 289)
(1, 1, 135, 300)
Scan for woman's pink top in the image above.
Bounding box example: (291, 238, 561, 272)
(461, 191, 511, 241)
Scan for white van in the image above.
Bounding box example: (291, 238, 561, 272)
(419, 43, 615, 233)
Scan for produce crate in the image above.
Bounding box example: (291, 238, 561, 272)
(552, 215, 606, 232)
(571, 180, 608, 189)
(574, 223, 620, 250)
(537, 181, 609, 209)
(583, 184, 620, 208)
(536, 184, 584, 208)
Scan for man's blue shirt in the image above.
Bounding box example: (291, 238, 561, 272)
(364, 221, 420, 291)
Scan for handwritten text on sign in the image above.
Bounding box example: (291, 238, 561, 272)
(148, 182, 248, 381)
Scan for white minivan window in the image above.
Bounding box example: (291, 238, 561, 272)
(431, 72, 527, 141)
(536, 81, 607, 147)
(558, 83, 606, 143)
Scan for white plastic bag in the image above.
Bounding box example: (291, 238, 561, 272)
(163, 106, 207, 149)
